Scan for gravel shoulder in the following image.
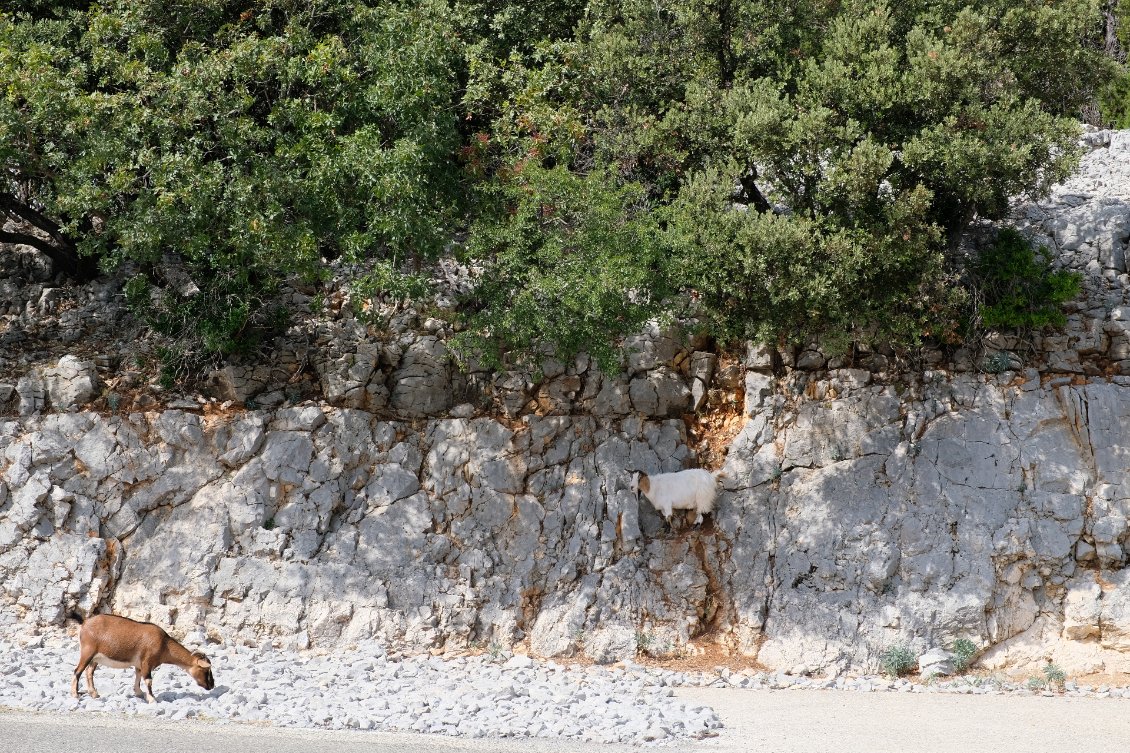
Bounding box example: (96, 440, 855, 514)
(0, 631, 721, 745)
(6, 627, 1130, 751)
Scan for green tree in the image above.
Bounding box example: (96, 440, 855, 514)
(454, 165, 668, 373)
(1, 0, 1110, 376)
(1099, 0, 1130, 126)
(459, 0, 1108, 363)
(1, 0, 462, 367)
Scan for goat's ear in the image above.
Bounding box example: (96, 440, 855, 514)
(193, 653, 211, 668)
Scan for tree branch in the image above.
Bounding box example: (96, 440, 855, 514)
(0, 193, 71, 250)
(0, 227, 71, 263)
(0, 193, 98, 279)
(0, 227, 95, 280)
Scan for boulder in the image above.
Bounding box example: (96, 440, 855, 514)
(918, 648, 955, 679)
(42, 356, 99, 411)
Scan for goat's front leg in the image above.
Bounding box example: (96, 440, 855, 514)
(141, 669, 156, 703)
(133, 669, 145, 699)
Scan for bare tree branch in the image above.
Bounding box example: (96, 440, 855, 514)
(0, 225, 95, 280)
(0, 192, 72, 250)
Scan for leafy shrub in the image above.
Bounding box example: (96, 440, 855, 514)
(453, 166, 668, 373)
(950, 638, 978, 673)
(1098, 0, 1130, 127)
(635, 630, 653, 655)
(1043, 662, 1067, 689)
(352, 260, 433, 317)
(1027, 663, 1067, 691)
(1099, 69, 1130, 128)
(880, 644, 917, 677)
(971, 229, 1082, 332)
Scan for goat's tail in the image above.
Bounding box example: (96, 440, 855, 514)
(67, 611, 85, 626)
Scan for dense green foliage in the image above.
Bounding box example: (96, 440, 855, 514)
(969, 229, 1082, 332)
(459, 0, 1104, 358)
(1100, 1, 1130, 127)
(454, 165, 668, 372)
(1, 0, 461, 369)
(0, 1, 1113, 375)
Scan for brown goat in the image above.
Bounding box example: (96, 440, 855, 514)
(70, 612, 214, 703)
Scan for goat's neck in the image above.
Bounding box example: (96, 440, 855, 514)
(162, 638, 196, 668)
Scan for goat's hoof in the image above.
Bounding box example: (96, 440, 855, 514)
(89, 692, 99, 699)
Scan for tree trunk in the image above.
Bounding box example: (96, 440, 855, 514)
(716, 0, 734, 89)
(0, 194, 98, 280)
(738, 171, 772, 213)
(1104, 0, 1124, 62)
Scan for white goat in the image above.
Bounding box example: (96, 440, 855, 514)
(70, 612, 214, 703)
(630, 468, 722, 526)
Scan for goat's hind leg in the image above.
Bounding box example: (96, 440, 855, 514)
(72, 647, 96, 698)
(83, 662, 99, 698)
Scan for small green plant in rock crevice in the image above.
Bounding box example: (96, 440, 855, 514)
(982, 350, 1015, 374)
(880, 644, 917, 677)
(950, 637, 978, 673)
(635, 630, 653, 656)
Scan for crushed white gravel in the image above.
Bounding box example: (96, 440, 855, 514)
(3, 629, 1127, 747)
(0, 630, 721, 745)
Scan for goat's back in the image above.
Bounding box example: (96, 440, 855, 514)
(647, 469, 718, 513)
(79, 614, 169, 663)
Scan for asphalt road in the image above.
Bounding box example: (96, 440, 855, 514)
(677, 686, 1130, 753)
(2, 687, 1129, 753)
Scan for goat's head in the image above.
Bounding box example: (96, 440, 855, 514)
(188, 652, 215, 690)
(628, 470, 649, 500)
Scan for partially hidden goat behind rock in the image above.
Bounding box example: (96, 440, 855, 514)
(630, 468, 724, 526)
(69, 612, 214, 703)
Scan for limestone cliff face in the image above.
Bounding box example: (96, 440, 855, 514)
(3, 128, 1130, 676)
(2, 373, 1129, 676)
